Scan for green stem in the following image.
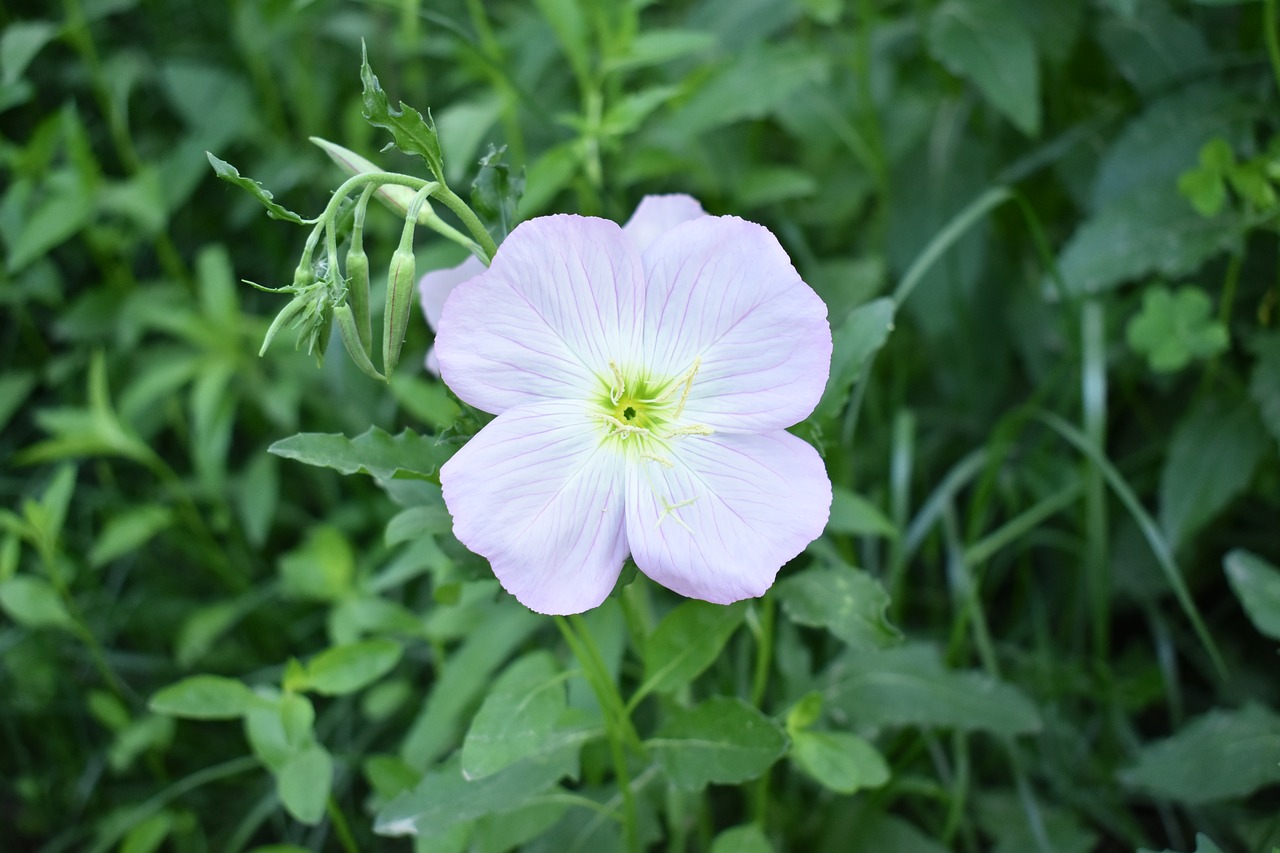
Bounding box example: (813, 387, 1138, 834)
(433, 184, 499, 261)
(326, 796, 361, 853)
(749, 597, 774, 708)
(1266, 0, 1280, 99)
(556, 616, 640, 853)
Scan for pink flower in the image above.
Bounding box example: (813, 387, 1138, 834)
(418, 195, 706, 373)
(434, 195, 833, 614)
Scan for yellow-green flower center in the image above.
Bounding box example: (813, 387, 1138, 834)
(591, 359, 712, 457)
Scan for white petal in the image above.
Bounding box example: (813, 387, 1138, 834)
(621, 194, 706, 251)
(641, 216, 831, 432)
(419, 255, 486, 375)
(435, 216, 644, 414)
(625, 431, 831, 604)
(440, 400, 630, 615)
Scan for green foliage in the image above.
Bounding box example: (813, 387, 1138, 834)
(5, 0, 1280, 849)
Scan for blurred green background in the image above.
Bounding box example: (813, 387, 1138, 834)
(3, 0, 1280, 850)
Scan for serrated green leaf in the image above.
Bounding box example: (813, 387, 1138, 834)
(149, 675, 261, 720)
(359, 45, 444, 182)
(462, 652, 570, 780)
(0, 576, 75, 631)
(1125, 284, 1228, 373)
(1122, 704, 1280, 803)
(775, 564, 900, 649)
(650, 696, 787, 790)
(790, 730, 890, 794)
(205, 152, 306, 224)
(301, 638, 403, 696)
(1158, 398, 1268, 550)
(826, 643, 1042, 734)
(277, 742, 332, 825)
(638, 600, 746, 701)
(269, 427, 454, 480)
(1224, 550, 1280, 642)
(1055, 184, 1244, 297)
(928, 0, 1040, 134)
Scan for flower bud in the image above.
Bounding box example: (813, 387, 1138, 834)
(335, 303, 385, 381)
(345, 241, 371, 353)
(382, 245, 416, 376)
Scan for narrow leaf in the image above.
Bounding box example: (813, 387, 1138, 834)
(205, 152, 306, 224)
(268, 426, 454, 480)
(1224, 550, 1280, 642)
(149, 675, 261, 720)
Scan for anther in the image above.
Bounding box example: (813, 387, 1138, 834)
(609, 360, 626, 405)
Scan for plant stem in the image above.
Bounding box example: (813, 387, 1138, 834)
(326, 796, 361, 853)
(433, 184, 499, 261)
(556, 615, 640, 853)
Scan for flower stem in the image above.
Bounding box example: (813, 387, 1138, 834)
(432, 184, 499, 262)
(556, 615, 641, 853)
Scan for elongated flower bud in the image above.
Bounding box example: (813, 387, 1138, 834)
(382, 245, 416, 377)
(346, 242, 371, 352)
(335, 303, 385, 381)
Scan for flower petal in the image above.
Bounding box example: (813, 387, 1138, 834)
(621, 194, 706, 251)
(641, 216, 831, 433)
(625, 431, 831, 604)
(419, 255, 486, 374)
(440, 400, 630, 614)
(435, 216, 644, 414)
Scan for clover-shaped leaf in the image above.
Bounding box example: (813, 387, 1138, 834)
(1177, 138, 1233, 217)
(1126, 283, 1228, 373)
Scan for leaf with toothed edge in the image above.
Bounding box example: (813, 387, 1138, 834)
(205, 152, 307, 224)
(359, 43, 445, 183)
(268, 427, 455, 481)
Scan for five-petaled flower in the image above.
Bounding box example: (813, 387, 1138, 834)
(433, 195, 833, 615)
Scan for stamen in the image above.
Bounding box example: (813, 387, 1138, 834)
(592, 413, 650, 438)
(641, 452, 674, 468)
(673, 356, 701, 420)
(666, 423, 713, 438)
(608, 360, 626, 405)
(656, 496, 698, 533)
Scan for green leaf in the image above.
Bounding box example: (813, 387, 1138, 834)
(1125, 284, 1228, 373)
(205, 152, 306, 224)
(462, 652, 586, 780)
(0, 371, 36, 434)
(278, 525, 354, 602)
(89, 504, 173, 567)
(826, 643, 1042, 734)
(1121, 704, 1280, 803)
(827, 488, 898, 538)
(149, 675, 261, 720)
(359, 44, 444, 182)
(385, 505, 452, 546)
(776, 564, 900, 649)
(1093, 86, 1248, 209)
(470, 145, 524, 241)
(376, 750, 578, 837)
(1250, 333, 1280, 449)
(1178, 167, 1228, 217)
(650, 696, 788, 790)
(5, 173, 93, 274)
(812, 297, 895, 421)
(1055, 184, 1243, 297)
(710, 824, 773, 853)
(0, 575, 75, 631)
(1, 21, 59, 86)
(1158, 398, 1268, 550)
(276, 742, 332, 825)
(119, 811, 172, 853)
(269, 427, 454, 481)
(533, 0, 591, 85)
(638, 600, 746, 701)
(301, 638, 403, 696)
(1098, 0, 1211, 96)
(1224, 550, 1280, 642)
(389, 375, 462, 431)
(927, 0, 1040, 134)
(790, 730, 890, 794)
(604, 29, 716, 73)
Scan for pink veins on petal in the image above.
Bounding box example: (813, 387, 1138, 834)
(433, 195, 833, 615)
